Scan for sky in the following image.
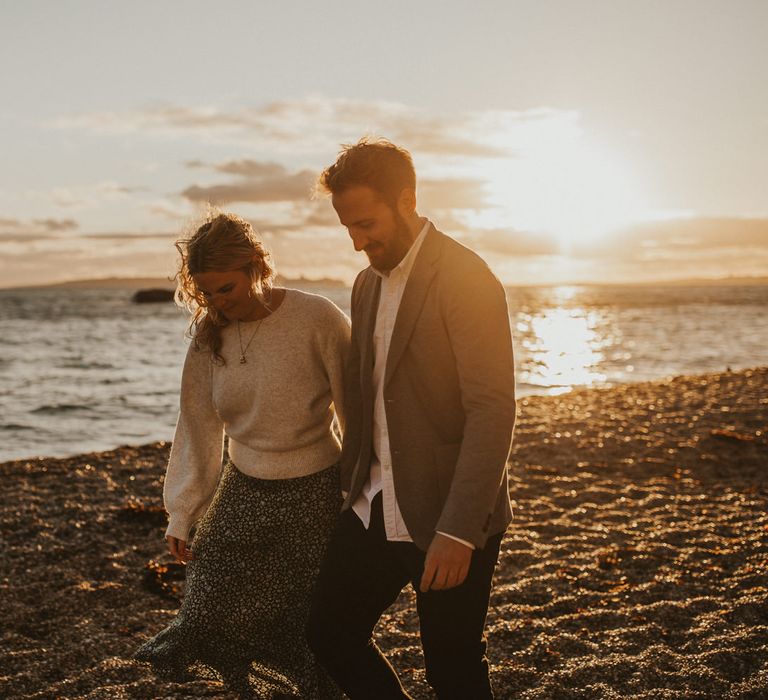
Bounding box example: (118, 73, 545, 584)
(1, 0, 767, 287)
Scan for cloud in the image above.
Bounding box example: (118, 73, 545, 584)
(246, 201, 341, 235)
(182, 159, 494, 214)
(543, 216, 768, 283)
(392, 122, 508, 158)
(0, 217, 79, 234)
(50, 98, 553, 160)
(181, 160, 317, 205)
(50, 182, 146, 210)
(212, 160, 289, 178)
(576, 217, 768, 259)
(51, 106, 263, 133)
(34, 218, 78, 232)
(418, 178, 490, 211)
(639, 218, 768, 250)
(185, 159, 288, 179)
(145, 201, 190, 221)
(0, 232, 54, 243)
(52, 188, 88, 208)
(82, 232, 174, 241)
(99, 183, 148, 195)
(457, 228, 560, 257)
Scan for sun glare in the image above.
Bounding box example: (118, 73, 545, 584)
(528, 147, 644, 246)
(466, 115, 649, 250)
(516, 288, 614, 395)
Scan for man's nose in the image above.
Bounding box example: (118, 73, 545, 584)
(349, 230, 369, 252)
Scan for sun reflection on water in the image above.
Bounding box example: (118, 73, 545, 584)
(516, 287, 615, 395)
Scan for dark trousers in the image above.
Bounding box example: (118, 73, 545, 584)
(307, 493, 503, 699)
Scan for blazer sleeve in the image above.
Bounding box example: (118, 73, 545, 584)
(433, 255, 516, 547)
(339, 272, 366, 494)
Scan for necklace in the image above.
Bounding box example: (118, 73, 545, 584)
(236, 319, 264, 364)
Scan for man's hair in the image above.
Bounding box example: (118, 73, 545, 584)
(318, 137, 416, 208)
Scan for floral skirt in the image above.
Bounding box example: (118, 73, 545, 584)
(134, 461, 343, 699)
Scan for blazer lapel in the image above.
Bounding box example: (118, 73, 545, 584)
(384, 224, 441, 386)
(357, 269, 381, 395)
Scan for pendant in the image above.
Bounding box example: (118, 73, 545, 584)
(239, 356, 247, 364)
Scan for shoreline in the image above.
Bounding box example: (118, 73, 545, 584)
(4, 366, 765, 465)
(2, 366, 767, 698)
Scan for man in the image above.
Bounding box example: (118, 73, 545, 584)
(307, 138, 516, 699)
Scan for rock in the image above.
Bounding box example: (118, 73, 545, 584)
(132, 289, 175, 304)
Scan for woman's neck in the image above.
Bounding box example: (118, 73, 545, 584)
(240, 288, 286, 321)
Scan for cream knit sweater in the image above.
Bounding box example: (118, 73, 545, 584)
(164, 289, 350, 541)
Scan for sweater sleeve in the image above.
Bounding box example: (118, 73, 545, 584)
(163, 341, 224, 541)
(320, 302, 351, 437)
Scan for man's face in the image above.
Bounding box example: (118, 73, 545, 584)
(332, 185, 413, 272)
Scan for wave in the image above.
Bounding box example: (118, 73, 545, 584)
(1, 283, 765, 463)
(31, 403, 94, 415)
(57, 361, 116, 370)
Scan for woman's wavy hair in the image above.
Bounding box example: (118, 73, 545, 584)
(174, 212, 275, 363)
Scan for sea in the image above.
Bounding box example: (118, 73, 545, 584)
(1, 283, 766, 462)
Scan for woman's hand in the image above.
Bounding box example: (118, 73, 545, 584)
(166, 535, 195, 563)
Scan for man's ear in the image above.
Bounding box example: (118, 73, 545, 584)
(397, 187, 417, 217)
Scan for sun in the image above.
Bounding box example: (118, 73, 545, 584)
(538, 139, 650, 249)
(466, 115, 650, 250)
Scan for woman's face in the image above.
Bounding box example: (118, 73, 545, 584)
(193, 269, 258, 321)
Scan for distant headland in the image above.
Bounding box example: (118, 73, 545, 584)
(4, 275, 349, 291)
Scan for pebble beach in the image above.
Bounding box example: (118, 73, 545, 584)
(1, 367, 767, 699)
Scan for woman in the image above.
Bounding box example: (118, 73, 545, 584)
(134, 212, 348, 699)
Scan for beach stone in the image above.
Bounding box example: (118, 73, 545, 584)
(1, 367, 767, 698)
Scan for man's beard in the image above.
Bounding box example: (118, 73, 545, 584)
(368, 212, 414, 272)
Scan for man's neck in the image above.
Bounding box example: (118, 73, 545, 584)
(405, 213, 426, 244)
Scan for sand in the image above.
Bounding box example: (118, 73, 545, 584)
(1, 367, 766, 699)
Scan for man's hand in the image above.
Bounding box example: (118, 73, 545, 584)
(419, 533, 472, 592)
(166, 535, 195, 563)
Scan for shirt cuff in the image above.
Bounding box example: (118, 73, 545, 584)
(436, 530, 475, 550)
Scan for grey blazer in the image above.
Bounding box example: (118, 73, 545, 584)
(340, 223, 516, 551)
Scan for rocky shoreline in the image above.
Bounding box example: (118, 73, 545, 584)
(2, 367, 767, 699)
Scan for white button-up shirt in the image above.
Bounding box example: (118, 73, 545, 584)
(352, 220, 473, 549)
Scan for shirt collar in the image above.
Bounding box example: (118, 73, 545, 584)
(373, 218, 431, 280)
